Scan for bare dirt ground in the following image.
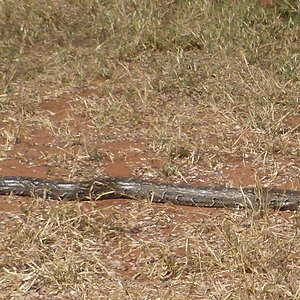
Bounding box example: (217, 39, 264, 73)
(0, 0, 299, 299)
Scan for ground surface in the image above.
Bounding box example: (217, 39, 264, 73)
(0, 0, 299, 299)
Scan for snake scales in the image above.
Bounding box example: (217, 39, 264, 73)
(0, 176, 299, 210)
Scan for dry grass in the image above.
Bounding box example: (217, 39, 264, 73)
(1, 200, 300, 299)
(0, 0, 299, 298)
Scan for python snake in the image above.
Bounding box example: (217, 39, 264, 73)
(0, 176, 299, 210)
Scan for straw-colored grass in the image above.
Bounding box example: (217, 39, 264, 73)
(0, 0, 299, 298)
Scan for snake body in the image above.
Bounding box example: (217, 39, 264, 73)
(0, 176, 299, 210)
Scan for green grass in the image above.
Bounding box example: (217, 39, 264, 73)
(1, 0, 299, 91)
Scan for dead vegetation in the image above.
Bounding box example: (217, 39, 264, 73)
(1, 200, 300, 299)
(0, 0, 299, 298)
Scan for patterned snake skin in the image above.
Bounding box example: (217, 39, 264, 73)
(0, 176, 299, 210)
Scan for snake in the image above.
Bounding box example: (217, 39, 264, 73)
(0, 176, 299, 210)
